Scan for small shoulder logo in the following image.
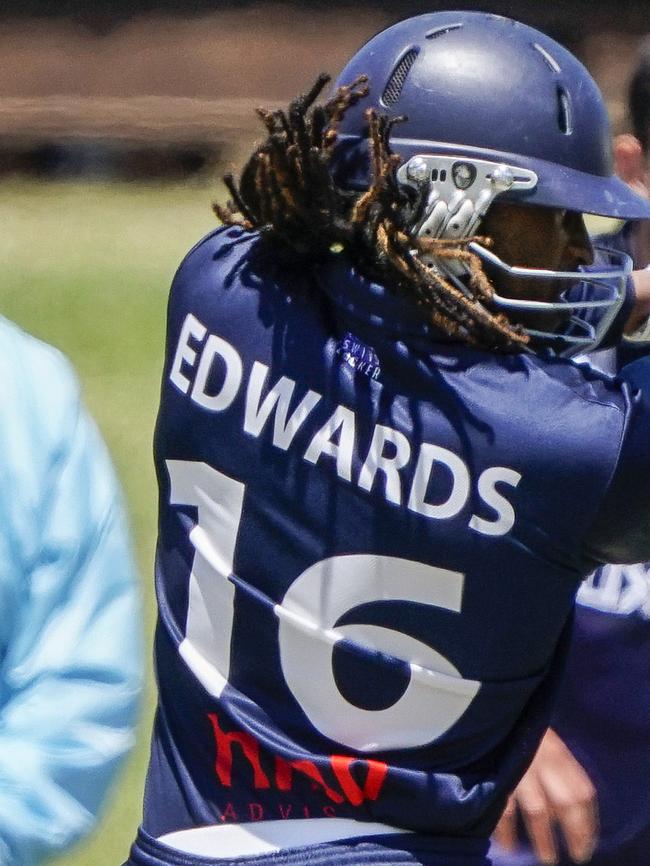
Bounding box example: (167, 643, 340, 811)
(335, 332, 381, 381)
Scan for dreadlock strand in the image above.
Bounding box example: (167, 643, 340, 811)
(255, 107, 282, 136)
(350, 113, 390, 226)
(378, 225, 498, 347)
(264, 152, 291, 233)
(222, 172, 257, 226)
(287, 75, 330, 163)
(266, 136, 301, 213)
(213, 201, 251, 230)
(285, 143, 306, 192)
(255, 151, 274, 227)
(266, 108, 293, 141)
(325, 74, 369, 125)
(365, 109, 385, 186)
(300, 73, 332, 113)
(416, 242, 490, 293)
(450, 248, 496, 303)
(412, 236, 528, 347)
(401, 239, 507, 343)
(321, 78, 367, 155)
(214, 72, 528, 352)
(290, 110, 316, 182)
(310, 105, 330, 148)
(387, 240, 471, 340)
(385, 114, 408, 139)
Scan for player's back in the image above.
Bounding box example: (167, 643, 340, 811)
(142, 227, 631, 866)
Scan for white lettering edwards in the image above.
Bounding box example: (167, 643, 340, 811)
(169, 313, 521, 536)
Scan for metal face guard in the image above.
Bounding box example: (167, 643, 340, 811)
(397, 155, 630, 356)
(397, 155, 538, 242)
(470, 243, 632, 356)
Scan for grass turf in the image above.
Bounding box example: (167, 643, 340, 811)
(0, 179, 219, 866)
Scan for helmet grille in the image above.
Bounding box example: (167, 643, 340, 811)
(382, 48, 419, 106)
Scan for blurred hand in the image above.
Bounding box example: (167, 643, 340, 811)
(614, 134, 649, 200)
(615, 132, 650, 331)
(493, 728, 597, 865)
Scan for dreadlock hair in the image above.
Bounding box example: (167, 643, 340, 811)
(215, 73, 529, 352)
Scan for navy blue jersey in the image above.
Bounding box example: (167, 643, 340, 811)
(137, 227, 650, 865)
(553, 229, 650, 864)
(490, 227, 650, 866)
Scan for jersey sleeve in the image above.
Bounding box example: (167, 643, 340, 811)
(583, 354, 650, 564)
(0, 332, 143, 866)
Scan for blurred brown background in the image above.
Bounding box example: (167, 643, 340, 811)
(0, 1, 648, 182)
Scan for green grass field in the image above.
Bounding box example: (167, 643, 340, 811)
(0, 179, 220, 866)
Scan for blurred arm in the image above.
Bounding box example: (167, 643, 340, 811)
(0, 334, 143, 866)
(615, 132, 650, 332)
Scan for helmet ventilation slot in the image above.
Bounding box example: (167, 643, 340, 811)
(425, 23, 463, 40)
(381, 48, 419, 106)
(532, 42, 561, 73)
(557, 86, 573, 134)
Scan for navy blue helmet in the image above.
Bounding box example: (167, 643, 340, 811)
(332, 10, 649, 220)
(331, 12, 650, 355)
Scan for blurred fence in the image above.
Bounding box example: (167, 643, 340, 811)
(0, 96, 261, 178)
(0, 5, 646, 179)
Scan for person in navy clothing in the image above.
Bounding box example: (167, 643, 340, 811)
(491, 43, 650, 866)
(123, 13, 650, 866)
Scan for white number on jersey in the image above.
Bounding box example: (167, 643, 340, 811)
(167, 459, 482, 752)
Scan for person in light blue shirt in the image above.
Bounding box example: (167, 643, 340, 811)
(0, 315, 142, 865)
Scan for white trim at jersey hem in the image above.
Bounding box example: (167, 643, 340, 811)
(158, 818, 411, 858)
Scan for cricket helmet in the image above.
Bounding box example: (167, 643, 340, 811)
(330, 12, 647, 354)
(331, 10, 650, 220)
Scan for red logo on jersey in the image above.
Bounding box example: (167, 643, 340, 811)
(208, 712, 388, 806)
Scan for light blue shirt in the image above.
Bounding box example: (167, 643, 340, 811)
(0, 317, 142, 865)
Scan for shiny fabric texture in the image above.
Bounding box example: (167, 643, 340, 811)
(135, 226, 650, 865)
